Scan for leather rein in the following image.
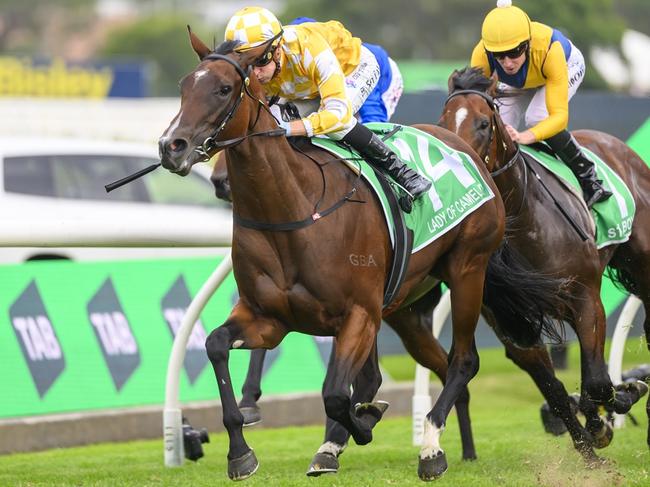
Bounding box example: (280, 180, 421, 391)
(201, 53, 359, 232)
(443, 89, 527, 215)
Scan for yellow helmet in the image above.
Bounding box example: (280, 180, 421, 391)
(481, 0, 531, 52)
(224, 6, 283, 51)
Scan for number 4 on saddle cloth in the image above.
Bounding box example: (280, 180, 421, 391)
(312, 123, 496, 307)
(312, 123, 496, 253)
(519, 145, 635, 249)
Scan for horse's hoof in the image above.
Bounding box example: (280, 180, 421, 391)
(585, 454, 610, 469)
(306, 452, 339, 477)
(462, 452, 477, 461)
(418, 451, 448, 481)
(354, 400, 390, 420)
(350, 428, 373, 446)
(626, 379, 649, 400)
(240, 406, 262, 427)
(592, 421, 614, 449)
(540, 402, 568, 436)
(228, 450, 259, 481)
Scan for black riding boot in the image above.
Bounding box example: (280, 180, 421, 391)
(545, 130, 612, 208)
(342, 123, 431, 213)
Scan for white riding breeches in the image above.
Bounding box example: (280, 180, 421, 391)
(497, 43, 585, 131)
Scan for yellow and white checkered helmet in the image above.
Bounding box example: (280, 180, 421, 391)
(224, 6, 283, 51)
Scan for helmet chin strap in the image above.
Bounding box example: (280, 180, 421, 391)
(272, 48, 282, 78)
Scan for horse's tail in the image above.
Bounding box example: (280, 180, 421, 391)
(483, 240, 571, 348)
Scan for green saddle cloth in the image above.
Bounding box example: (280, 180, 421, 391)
(311, 123, 495, 253)
(520, 145, 635, 249)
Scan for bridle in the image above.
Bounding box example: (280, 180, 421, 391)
(443, 89, 521, 177)
(197, 51, 360, 232)
(193, 53, 285, 160)
(443, 88, 527, 215)
(443, 85, 589, 241)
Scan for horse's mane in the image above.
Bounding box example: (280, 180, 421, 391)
(449, 67, 518, 98)
(213, 39, 243, 55)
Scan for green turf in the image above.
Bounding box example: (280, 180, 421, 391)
(1, 340, 649, 486)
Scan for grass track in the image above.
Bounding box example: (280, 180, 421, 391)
(1, 340, 649, 486)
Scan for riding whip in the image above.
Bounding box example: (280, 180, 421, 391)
(104, 163, 161, 193)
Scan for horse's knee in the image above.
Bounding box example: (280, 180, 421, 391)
(459, 352, 480, 380)
(206, 327, 230, 363)
(323, 393, 349, 421)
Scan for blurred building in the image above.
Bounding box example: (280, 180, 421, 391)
(96, 0, 285, 25)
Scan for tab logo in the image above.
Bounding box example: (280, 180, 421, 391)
(87, 278, 140, 391)
(162, 276, 209, 384)
(9, 280, 65, 397)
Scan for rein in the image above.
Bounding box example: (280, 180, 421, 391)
(444, 87, 588, 241)
(204, 52, 359, 232)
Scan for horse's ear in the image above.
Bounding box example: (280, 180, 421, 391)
(187, 25, 211, 60)
(447, 69, 460, 94)
(488, 71, 499, 97)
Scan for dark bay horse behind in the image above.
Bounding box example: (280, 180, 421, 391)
(439, 67, 650, 462)
(157, 31, 572, 481)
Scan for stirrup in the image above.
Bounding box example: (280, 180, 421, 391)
(398, 194, 413, 213)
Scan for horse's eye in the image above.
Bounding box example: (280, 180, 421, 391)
(479, 120, 490, 130)
(217, 85, 232, 96)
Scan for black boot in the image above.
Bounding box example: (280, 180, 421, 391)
(545, 130, 612, 208)
(342, 123, 431, 212)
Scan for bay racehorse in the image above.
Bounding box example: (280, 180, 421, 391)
(439, 67, 650, 462)
(211, 153, 481, 473)
(158, 31, 570, 481)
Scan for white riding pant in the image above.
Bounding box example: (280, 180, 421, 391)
(496, 43, 585, 133)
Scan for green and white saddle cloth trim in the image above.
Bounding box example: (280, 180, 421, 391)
(519, 145, 635, 249)
(311, 123, 495, 253)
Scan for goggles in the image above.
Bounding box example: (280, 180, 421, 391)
(252, 51, 275, 67)
(246, 30, 284, 68)
(490, 41, 529, 60)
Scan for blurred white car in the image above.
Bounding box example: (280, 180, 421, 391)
(0, 137, 232, 263)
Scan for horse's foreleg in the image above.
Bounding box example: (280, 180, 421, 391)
(238, 349, 266, 426)
(205, 305, 286, 481)
(322, 305, 379, 446)
(308, 339, 384, 477)
(501, 340, 601, 463)
(418, 269, 483, 481)
(568, 289, 625, 451)
(387, 303, 477, 461)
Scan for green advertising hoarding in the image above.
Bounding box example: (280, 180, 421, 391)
(0, 256, 327, 419)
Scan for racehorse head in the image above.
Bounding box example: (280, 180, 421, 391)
(158, 27, 273, 176)
(438, 67, 517, 174)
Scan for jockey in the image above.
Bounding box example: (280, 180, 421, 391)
(288, 17, 403, 124)
(224, 7, 431, 212)
(471, 0, 612, 207)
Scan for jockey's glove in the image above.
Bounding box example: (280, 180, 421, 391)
(277, 119, 293, 136)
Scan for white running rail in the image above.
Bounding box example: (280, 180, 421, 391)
(163, 251, 233, 466)
(411, 292, 641, 444)
(412, 289, 451, 446)
(608, 295, 643, 428)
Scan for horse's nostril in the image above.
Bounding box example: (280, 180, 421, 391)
(170, 139, 188, 153)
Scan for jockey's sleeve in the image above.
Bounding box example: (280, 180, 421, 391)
(300, 32, 353, 137)
(529, 42, 569, 141)
(470, 42, 491, 78)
